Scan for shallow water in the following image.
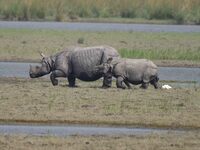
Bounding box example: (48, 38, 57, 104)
(0, 21, 200, 32)
(0, 124, 187, 137)
(0, 62, 37, 78)
(158, 67, 200, 83)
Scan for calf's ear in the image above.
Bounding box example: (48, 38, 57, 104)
(107, 57, 113, 64)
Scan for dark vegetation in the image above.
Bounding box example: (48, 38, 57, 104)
(0, 0, 200, 24)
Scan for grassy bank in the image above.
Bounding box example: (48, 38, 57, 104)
(0, 77, 200, 129)
(0, 132, 200, 150)
(0, 0, 200, 24)
(0, 28, 200, 66)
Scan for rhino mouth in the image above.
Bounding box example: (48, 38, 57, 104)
(29, 70, 42, 78)
(29, 65, 42, 78)
(29, 72, 37, 78)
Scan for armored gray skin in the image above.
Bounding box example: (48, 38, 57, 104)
(95, 58, 159, 89)
(29, 46, 120, 87)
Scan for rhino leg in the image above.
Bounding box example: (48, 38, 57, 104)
(140, 82, 149, 89)
(50, 70, 66, 86)
(102, 74, 112, 88)
(150, 76, 159, 89)
(116, 76, 126, 89)
(68, 75, 76, 87)
(124, 80, 132, 89)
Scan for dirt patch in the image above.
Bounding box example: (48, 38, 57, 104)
(0, 131, 200, 150)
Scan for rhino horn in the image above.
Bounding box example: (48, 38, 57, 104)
(40, 52, 45, 58)
(30, 64, 34, 71)
(38, 50, 46, 58)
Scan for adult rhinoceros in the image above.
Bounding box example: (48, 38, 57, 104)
(29, 46, 120, 87)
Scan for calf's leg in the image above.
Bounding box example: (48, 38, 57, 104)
(124, 80, 132, 89)
(140, 82, 149, 89)
(102, 74, 112, 88)
(116, 76, 126, 89)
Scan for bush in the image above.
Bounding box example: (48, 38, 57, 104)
(30, 3, 45, 19)
(192, 9, 200, 25)
(0, 0, 199, 24)
(1, 1, 30, 21)
(120, 8, 136, 18)
(174, 11, 185, 24)
(77, 37, 84, 44)
(149, 6, 174, 20)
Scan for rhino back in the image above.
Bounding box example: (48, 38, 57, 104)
(70, 47, 105, 81)
(114, 60, 143, 83)
(102, 45, 120, 59)
(114, 59, 157, 84)
(71, 46, 120, 81)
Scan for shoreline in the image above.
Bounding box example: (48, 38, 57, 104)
(0, 119, 199, 131)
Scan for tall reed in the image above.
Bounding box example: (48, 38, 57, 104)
(0, 0, 199, 24)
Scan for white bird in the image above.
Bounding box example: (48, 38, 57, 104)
(162, 84, 172, 89)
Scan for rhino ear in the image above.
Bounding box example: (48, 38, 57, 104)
(107, 57, 113, 64)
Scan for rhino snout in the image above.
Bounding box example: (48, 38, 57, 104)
(29, 65, 36, 78)
(29, 71, 36, 78)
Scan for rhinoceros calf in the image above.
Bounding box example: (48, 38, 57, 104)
(95, 58, 159, 89)
(29, 46, 120, 87)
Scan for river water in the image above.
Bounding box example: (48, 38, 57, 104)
(0, 124, 189, 137)
(0, 21, 200, 32)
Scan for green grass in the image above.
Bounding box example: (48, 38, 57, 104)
(0, 0, 200, 24)
(119, 48, 200, 61)
(0, 28, 199, 63)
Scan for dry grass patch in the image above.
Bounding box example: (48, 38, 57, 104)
(0, 131, 200, 150)
(0, 77, 199, 129)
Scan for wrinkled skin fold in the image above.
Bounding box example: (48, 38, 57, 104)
(29, 46, 120, 87)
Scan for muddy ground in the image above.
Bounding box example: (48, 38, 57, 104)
(0, 131, 200, 150)
(0, 77, 200, 149)
(0, 77, 199, 129)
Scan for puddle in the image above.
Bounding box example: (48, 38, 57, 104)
(0, 124, 188, 137)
